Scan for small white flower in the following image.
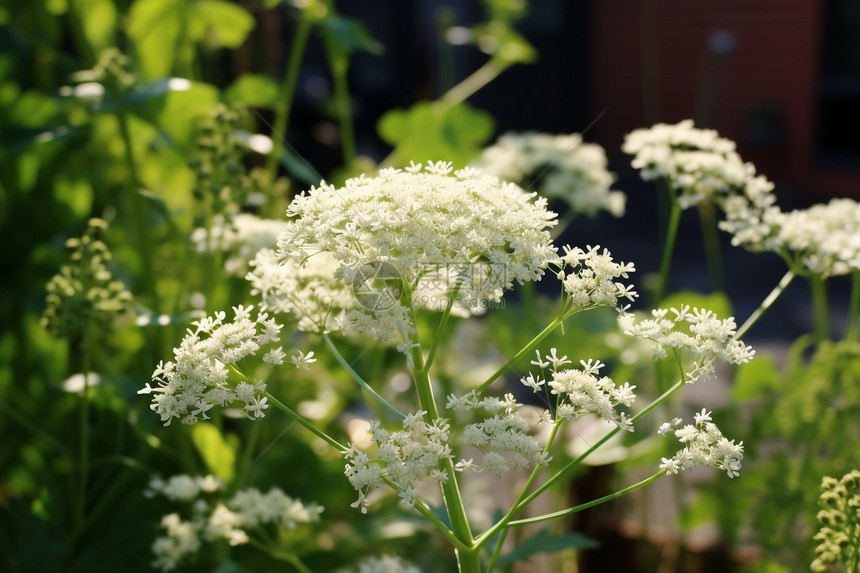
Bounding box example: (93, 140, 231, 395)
(290, 350, 316, 369)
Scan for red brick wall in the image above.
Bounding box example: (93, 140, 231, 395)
(590, 0, 858, 198)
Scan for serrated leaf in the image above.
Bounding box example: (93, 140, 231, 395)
(190, 0, 255, 49)
(377, 101, 494, 167)
(224, 74, 280, 108)
(190, 422, 236, 482)
(498, 529, 597, 565)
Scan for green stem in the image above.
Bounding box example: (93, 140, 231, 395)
(810, 275, 830, 343)
(475, 380, 685, 548)
(735, 269, 795, 340)
(321, 39, 356, 167)
(74, 333, 93, 533)
(264, 391, 345, 451)
(323, 334, 405, 419)
(697, 199, 724, 292)
(265, 1, 318, 178)
(235, 419, 261, 489)
(454, 547, 482, 573)
(654, 181, 681, 304)
(424, 280, 463, 372)
(116, 105, 159, 314)
(486, 526, 509, 573)
(474, 314, 565, 393)
(846, 270, 860, 343)
(441, 58, 510, 106)
(507, 471, 667, 527)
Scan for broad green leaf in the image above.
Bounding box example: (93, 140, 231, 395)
(53, 173, 94, 218)
(320, 16, 383, 58)
(377, 101, 494, 167)
(190, 422, 236, 482)
(224, 74, 280, 108)
(76, 0, 117, 53)
(732, 354, 781, 400)
(498, 529, 597, 565)
(155, 81, 219, 148)
(127, 0, 182, 79)
(8, 91, 58, 128)
(190, 0, 255, 49)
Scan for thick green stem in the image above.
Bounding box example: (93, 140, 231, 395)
(264, 392, 345, 451)
(654, 182, 681, 304)
(810, 275, 830, 343)
(506, 471, 667, 527)
(735, 269, 795, 340)
(265, 1, 318, 178)
(323, 334, 405, 419)
(697, 199, 724, 292)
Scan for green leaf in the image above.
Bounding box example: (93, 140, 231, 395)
(127, 0, 182, 79)
(732, 354, 781, 401)
(53, 173, 94, 218)
(498, 529, 597, 565)
(224, 74, 280, 108)
(155, 81, 219, 148)
(377, 101, 494, 167)
(320, 16, 383, 58)
(76, 0, 117, 53)
(190, 0, 255, 49)
(190, 422, 236, 483)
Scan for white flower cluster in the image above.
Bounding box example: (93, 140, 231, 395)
(522, 350, 636, 432)
(277, 161, 558, 341)
(247, 248, 357, 333)
(447, 392, 550, 478)
(138, 305, 295, 425)
(622, 119, 771, 210)
(343, 412, 453, 514)
(554, 245, 637, 312)
(191, 213, 290, 276)
(357, 555, 422, 573)
(658, 409, 744, 479)
(621, 305, 755, 382)
(147, 474, 323, 571)
(755, 198, 860, 277)
(473, 132, 626, 218)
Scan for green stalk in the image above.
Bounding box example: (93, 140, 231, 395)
(265, 1, 318, 178)
(323, 334, 405, 419)
(116, 106, 159, 314)
(486, 527, 509, 573)
(321, 35, 356, 168)
(74, 330, 93, 533)
(235, 419, 261, 489)
(264, 391, 345, 451)
(424, 280, 463, 372)
(846, 270, 860, 342)
(440, 58, 510, 106)
(475, 380, 685, 548)
(810, 275, 830, 343)
(475, 314, 565, 393)
(735, 269, 795, 339)
(697, 199, 724, 292)
(505, 471, 667, 527)
(654, 181, 681, 304)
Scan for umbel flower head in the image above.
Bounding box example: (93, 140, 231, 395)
(658, 409, 744, 478)
(138, 305, 311, 426)
(811, 469, 860, 572)
(472, 131, 626, 218)
(277, 161, 559, 342)
(42, 218, 133, 342)
(146, 474, 323, 571)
